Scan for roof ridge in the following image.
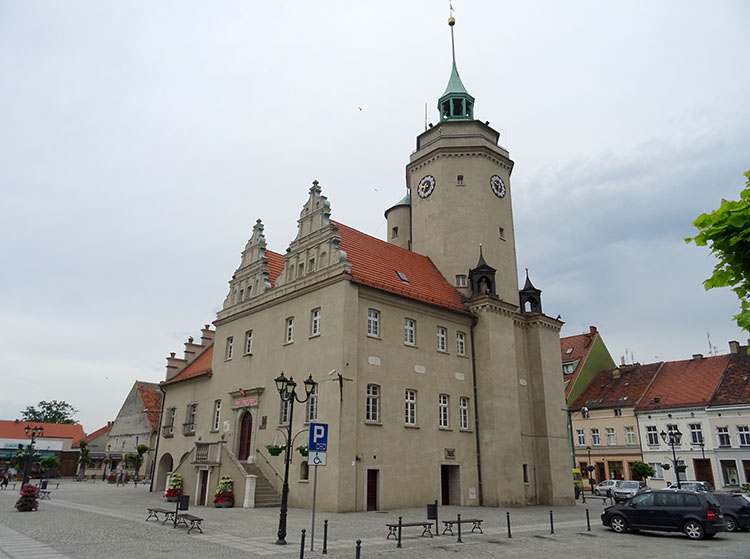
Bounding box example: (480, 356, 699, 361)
(332, 220, 432, 261)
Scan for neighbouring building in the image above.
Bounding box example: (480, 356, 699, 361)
(561, 326, 616, 405)
(153, 16, 573, 511)
(83, 422, 113, 479)
(0, 420, 86, 477)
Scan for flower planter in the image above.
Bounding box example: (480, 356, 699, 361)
(214, 498, 234, 508)
(267, 445, 285, 457)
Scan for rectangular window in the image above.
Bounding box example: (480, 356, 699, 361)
(244, 330, 253, 354)
(165, 407, 176, 435)
(613, 408, 622, 417)
(625, 426, 636, 445)
(689, 423, 704, 445)
(239, 288, 244, 301)
(439, 394, 450, 428)
(455, 274, 467, 287)
(576, 428, 585, 446)
(184, 403, 197, 434)
(367, 309, 380, 337)
(591, 428, 600, 446)
(366, 384, 380, 423)
(308, 258, 315, 273)
(404, 389, 417, 426)
(306, 385, 318, 423)
(646, 425, 659, 446)
(279, 398, 291, 425)
(456, 174, 464, 185)
(606, 427, 616, 445)
(738, 425, 750, 446)
(456, 331, 466, 356)
(212, 400, 222, 432)
(310, 308, 321, 336)
(459, 397, 470, 430)
(225, 336, 234, 360)
(436, 326, 447, 352)
(717, 426, 731, 447)
(649, 462, 664, 479)
(404, 318, 416, 346)
(285, 317, 295, 343)
(498, 226, 505, 240)
(391, 226, 399, 239)
(522, 464, 529, 483)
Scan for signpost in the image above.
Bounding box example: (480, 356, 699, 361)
(308, 422, 328, 551)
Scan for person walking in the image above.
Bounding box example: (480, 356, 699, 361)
(8, 466, 17, 482)
(0, 471, 8, 490)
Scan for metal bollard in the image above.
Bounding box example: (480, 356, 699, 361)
(586, 508, 591, 531)
(549, 510, 554, 535)
(457, 513, 463, 543)
(355, 539, 362, 559)
(322, 519, 328, 555)
(506, 511, 512, 538)
(581, 488, 586, 504)
(397, 516, 403, 548)
(299, 529, 306, 559)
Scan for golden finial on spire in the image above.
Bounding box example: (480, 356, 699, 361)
(448, 1, 455, 25)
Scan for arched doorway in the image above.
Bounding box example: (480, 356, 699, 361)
(238, 412, 253, 461)
(156, 453, 173, 491)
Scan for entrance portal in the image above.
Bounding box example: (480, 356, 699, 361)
(693, 458, 714, 485)
(366, 469, 379, 511)
(440, 465, 460, 505)
(156, 453, 173, 492)
(238, 412, 253, 461)
(198, 470, 209, 506)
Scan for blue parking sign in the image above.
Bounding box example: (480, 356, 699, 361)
(309, 422, 328, 452)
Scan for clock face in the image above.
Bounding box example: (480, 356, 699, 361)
(416, 175, 436, 199)
(490, 174, 506, 198)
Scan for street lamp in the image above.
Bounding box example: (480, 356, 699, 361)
(274, 372, 317, 545)
(660, 427, 683, 489)
(22, 425, 44, 486)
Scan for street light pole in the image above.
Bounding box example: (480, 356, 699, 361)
(660, 427, 683, 489)
(274, 372, 317, 546)
(22, 425, 44, 486)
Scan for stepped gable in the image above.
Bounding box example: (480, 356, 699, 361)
(709, 352, 750, 406)
(163, 344, 213, 385)
(636, 354, 730, 411)
(333, 220, 465, 312)
(570, 362, 662, 411)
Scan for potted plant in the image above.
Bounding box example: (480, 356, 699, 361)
(213, 476, 234, 508)
(297, 446, 308, 458)
(15, 484, 39, 512)
(164, 473, 184, 502)
(266, 444, 285, 457)
(676, 464, 687, 473)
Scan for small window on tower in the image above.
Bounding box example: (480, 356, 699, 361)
(456, 174, 464, 186)
(441, 101, 450, 118)
(391, 226, 399, 239)
(498, 227, 505, 240)
(452, 98, 462, 116)
(455, 274, 467, 288)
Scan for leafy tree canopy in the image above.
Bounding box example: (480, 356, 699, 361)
(20, 400, 78, 424)
(686, 170, 750, 333)
(630, 461, 655, 480)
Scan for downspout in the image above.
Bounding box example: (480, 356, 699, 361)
(149, 385, 166, 493)
(469, 315, 483, 506)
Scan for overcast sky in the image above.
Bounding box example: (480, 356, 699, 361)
(1, 1, 748, 431)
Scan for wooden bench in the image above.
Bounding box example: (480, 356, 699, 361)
(145, 507, 175, 522)
(386, 521, 433, 539)
(442, 518, 483, 535)
(176, 513, 204, 534)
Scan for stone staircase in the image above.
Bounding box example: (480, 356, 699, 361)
(242, 463, 281, 508)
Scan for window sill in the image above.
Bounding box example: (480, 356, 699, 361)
(364, 421, 382, 426)
(309, 334, 321, 339)
(163, 433, 174, 439)
(283, 341, 294, 346)
(367, 334, 382, 340)
(460, 429, 473, 433)
(183, 432, 196, 437)
(404, 424, 420, 429)
(224, 358, 233, 362)
(298, 479, 310, 484)
(243, 352, 253, 357)
(404, 343, 418, 349)
(457, 354, 469, 359)
(439, 427, 453, 432)
(209, 429, 219, 434)
(437, 350, 450, 355)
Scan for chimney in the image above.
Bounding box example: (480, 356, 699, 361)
(200, 324, 215, 346)
(183, 336, 203, 363)
(729, 340, 740, 354)
(166, 351, 188, 381)
(589, 325, 597, 335)
(692, 353, 704, 360)
(612, 369, 621, 379)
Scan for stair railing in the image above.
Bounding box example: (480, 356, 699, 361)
(255, 447, 284, 491)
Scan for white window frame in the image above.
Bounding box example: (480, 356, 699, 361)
(306, 385, 318, 423)
(404, 389, 417, 426)
(689, 423, 704, 445)
(649, 462, 664, 479)
(367, 309, 380, 338)
(436, 327, 447, 353)
(211, 399, 221, 432)
(625, 426, 636, 445)
(717, 426, 731, 447)
(456, 331, 466, 356)
(606, 427, 616, 446)
(459, 397, 470, 430)
(613, 408, 622, 417)
(576, 428, 585, 446)
(439, 394, 450, 428)
(310, 308, 321, 337)
(366, 384, 380, 423)
(455, 274, 467, 288)
(225, 336, 234, 360)
(738, 425, 750, 447)
(244, 329, 253, 355)
(279, 398, 291, 425)
(166, 407, 176, 435)
(404, 318, 416, 346)
(591, 428, 600, 446)
(285, 317, 295, 344)
(646, 425, 659, 446)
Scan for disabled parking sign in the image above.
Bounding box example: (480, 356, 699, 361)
(308, 422, 328, 466)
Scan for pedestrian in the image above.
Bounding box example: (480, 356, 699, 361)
(0, 471, 8, 490)
(8, 466, 17, 481)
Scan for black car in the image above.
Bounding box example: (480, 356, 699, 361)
(601, 489, 725, 540)
(713, 492, 750, 532)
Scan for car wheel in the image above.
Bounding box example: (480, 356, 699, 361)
(724, 516, 737, 532)
(610, 514, 628, 534)
(683, 520, 705, 540)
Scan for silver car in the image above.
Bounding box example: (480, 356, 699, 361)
(612, 480, 648, 502)
(594, 479, 617, 496)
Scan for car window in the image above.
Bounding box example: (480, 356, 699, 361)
(654, 492, 682, 506)
(631, 492, 654, 506)
(622, 482, 639, 489)
(683, 494, 701, 507)
(704, 493, 722, 508)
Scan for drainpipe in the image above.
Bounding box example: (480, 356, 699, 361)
(469, 316, 483, 506)
(149, 385, 166, 493)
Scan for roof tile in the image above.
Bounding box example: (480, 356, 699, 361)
(0, 421, 86, 446)
(163, 344, 213, 386)
(570, 362, 662, 411)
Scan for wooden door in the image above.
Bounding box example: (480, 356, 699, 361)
(198, 470, 209, 506)
(238, 412, 252, 461)
(441, 465, 450, 505)
(693, 459, 714, 484)
(366, 470, 378, 511)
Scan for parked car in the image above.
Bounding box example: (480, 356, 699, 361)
(665, 481, 713, 492)
(601, 489, 725, 540)
(612, 480, 648, 502)
(713, 492, 750, 532)
(594, 480, 617, 496)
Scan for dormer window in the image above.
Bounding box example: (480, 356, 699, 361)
(396, 271, 409, 283)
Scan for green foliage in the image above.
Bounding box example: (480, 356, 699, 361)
(40, 456, 59, 472)
(78, 440, 92, 478)
(168, 473, 184, 489)
(630, 461, 655, 480)
(136, 444, 149, 457)
(215, 475, 233, 495)
(20, 400, 78, 424)
(686, 170, 750, 332)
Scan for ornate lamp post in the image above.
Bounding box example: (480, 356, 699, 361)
(22, 425, 44, 486)
(585, 446, 595, 493)
(660, 427, 683, 489)
(274, 372, 317, 545)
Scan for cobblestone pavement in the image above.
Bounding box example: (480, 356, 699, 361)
(0, 481, 748, 558)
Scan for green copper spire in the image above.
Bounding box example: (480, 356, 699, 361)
(438, 14, 474, 121)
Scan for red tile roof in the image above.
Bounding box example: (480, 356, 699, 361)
(162, 343, 213, 386)
(571, 362, 663, 411)
(561, 328, 597, 397)
(0, 420, 86, 446)
(333, 221, 466, 312)
(85, 423, 112, 443)
(266, 250, 284, 286)
(136, 382, 163, 432)
(635, 355, 730, 411)
(709, 353, 750, 407)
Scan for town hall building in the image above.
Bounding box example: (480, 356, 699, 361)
(153, 17, 573, 512)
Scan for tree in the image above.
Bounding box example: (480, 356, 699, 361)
(77, 440, 92, 480)
(686, 170, 750, 333)
(40, 456, 59, 477)
(630, 461, 655, 480)
(20, 400, 78, 424)
(125, 444, 150, 481)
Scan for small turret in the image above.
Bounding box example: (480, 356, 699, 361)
(519, 269, 542, 313)
(469, 245, 496, 297)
